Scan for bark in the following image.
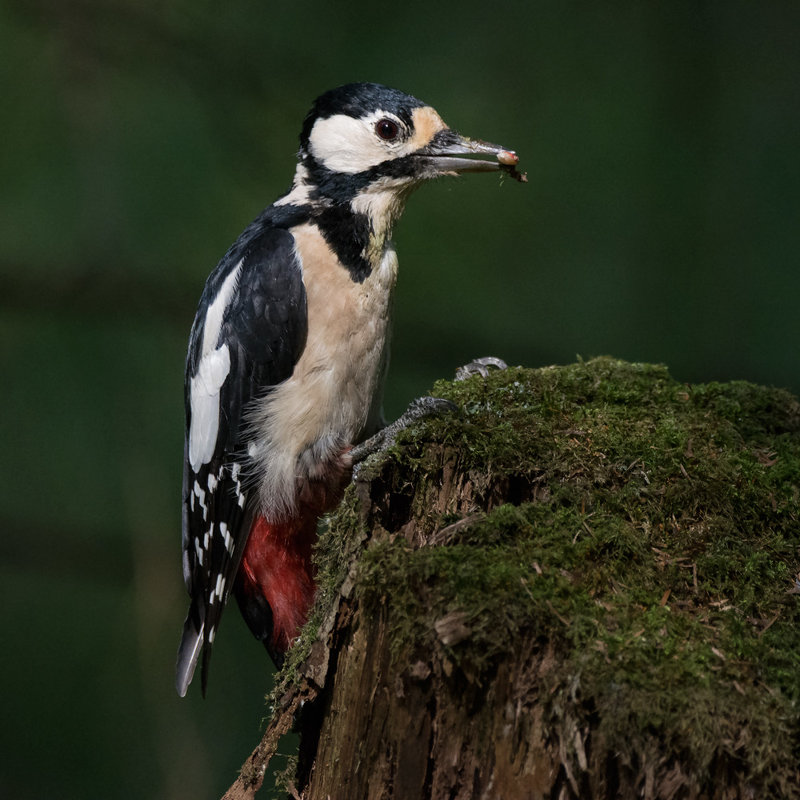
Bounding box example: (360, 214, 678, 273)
(223, 358, 800, 800)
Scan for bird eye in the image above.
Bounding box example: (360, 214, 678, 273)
(375, 118, 400, 141)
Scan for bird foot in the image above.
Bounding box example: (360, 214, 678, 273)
(351, 396, 457, 471)
(350, 359, 506, 477)
(454, 356, 508, 381)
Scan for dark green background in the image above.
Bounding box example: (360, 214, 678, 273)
(1, 1, 797, 798)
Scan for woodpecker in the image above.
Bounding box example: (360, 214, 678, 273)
(176, 82, 522, 696)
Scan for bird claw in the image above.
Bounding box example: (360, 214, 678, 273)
(351, 396, 457, 470)
(455, 356, 508, 381)
(402, 395, 458, 420)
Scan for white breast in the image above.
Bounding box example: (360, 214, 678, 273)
(248, 223, 398, 521)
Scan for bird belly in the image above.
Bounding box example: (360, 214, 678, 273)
(248, 223, 398, 521)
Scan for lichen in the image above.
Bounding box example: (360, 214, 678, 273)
(280, 357, 800, 794)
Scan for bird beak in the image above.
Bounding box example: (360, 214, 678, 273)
(417, 128, 520, 177)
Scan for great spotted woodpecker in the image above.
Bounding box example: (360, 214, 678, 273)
(176, 83, 521, 696)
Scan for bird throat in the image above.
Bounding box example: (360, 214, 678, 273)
(310, 185, 409, 284)
(351, 182, 412, 276)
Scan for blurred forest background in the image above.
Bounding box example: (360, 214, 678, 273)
(1, 0, 798, 798)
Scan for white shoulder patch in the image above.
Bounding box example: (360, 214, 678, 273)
(188, 261, 243, 472)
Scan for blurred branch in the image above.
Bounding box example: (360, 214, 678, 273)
(0, 263, 195, 326)
(0, 515, 133, 586)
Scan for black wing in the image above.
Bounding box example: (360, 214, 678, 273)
(176, 223, 307, 696)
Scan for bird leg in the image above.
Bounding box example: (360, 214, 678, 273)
(350, 396, 457, 470)
(351, 358, 507, 473)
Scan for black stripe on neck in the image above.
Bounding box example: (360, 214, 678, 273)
(301, 152, 418, 205)
(313, 204, 373, 283)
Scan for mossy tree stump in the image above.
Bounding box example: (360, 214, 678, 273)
(224, 358, 800, 800)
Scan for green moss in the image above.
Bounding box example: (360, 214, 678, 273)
(283, 358, 800, 792)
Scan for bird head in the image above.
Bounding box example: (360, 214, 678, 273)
(291, 83, 520, 243)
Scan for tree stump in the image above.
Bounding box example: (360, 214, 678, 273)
(224, 358, 800, 800)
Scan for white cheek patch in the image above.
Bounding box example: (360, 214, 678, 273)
(188, 261, 242, 472)
(309, 112, 406, 174)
